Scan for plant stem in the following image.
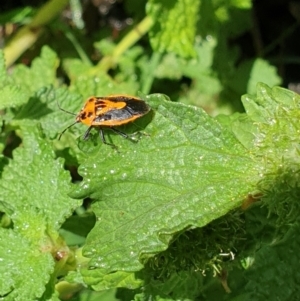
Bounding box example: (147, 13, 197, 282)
(4, 0, 69, 67)
(64, 28, 93, 66)
(89, 15, 154, 75)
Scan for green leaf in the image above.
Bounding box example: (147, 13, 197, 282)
(0, 6, 34, 24)
(0, 50, 31, 110)
(0, 122, 82, 299)
(0, 122, 81, 230)
(210, 205, 300, 301)
(243, 236, 300, 300)
(0, 46, 58, 110)
(11, 46, 59, 95)
(0, 46, 59, 110)
(247, 59, 282, 93)
(228, 59, 281, 96)
(15, 86, 83, 140)
(240, 83, 300, 159)
(147, 0, 200, 57)
(0, 84, 30, 110)
(155, 36, 218, 81)
(230, 0, 252, 9)
(81, 269, 143, 291)
(154, 37, 225, 113)
(62, 58, 92, 81)
(70, 93, 260, 288)
(69, 71, 138, 99)
(137, 271, 206, 300)
(68, 85, 300, 290)
(0, 228, 54, 300)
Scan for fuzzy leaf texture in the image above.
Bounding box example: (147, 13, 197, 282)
(69, 91, 275, 289)
(0, 46, 59, 110)
(0, 123, 81, 230)
(0, 124, 82, 300)
(147, 0, 200, 57)
(223, 208, 300, 301)
(0, 50, 28, 110)
(10, 46, 59, 94)
(0, 228, 54, 301)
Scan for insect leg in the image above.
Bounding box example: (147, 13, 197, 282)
(99, 128, 106, 143)
(83, 126, 93, 140)
(99, 128, 116, 147)
(110, 127, 129, 139)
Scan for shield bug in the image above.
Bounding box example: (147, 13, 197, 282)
(57, 95, 150, 146)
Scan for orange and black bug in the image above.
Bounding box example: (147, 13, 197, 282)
(57, 95, 150, 146)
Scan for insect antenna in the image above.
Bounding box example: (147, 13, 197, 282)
(56, 99, 77, 116)
(58, 120, 79, 140)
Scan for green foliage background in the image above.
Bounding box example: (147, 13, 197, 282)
(0, 0, 300, 300)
